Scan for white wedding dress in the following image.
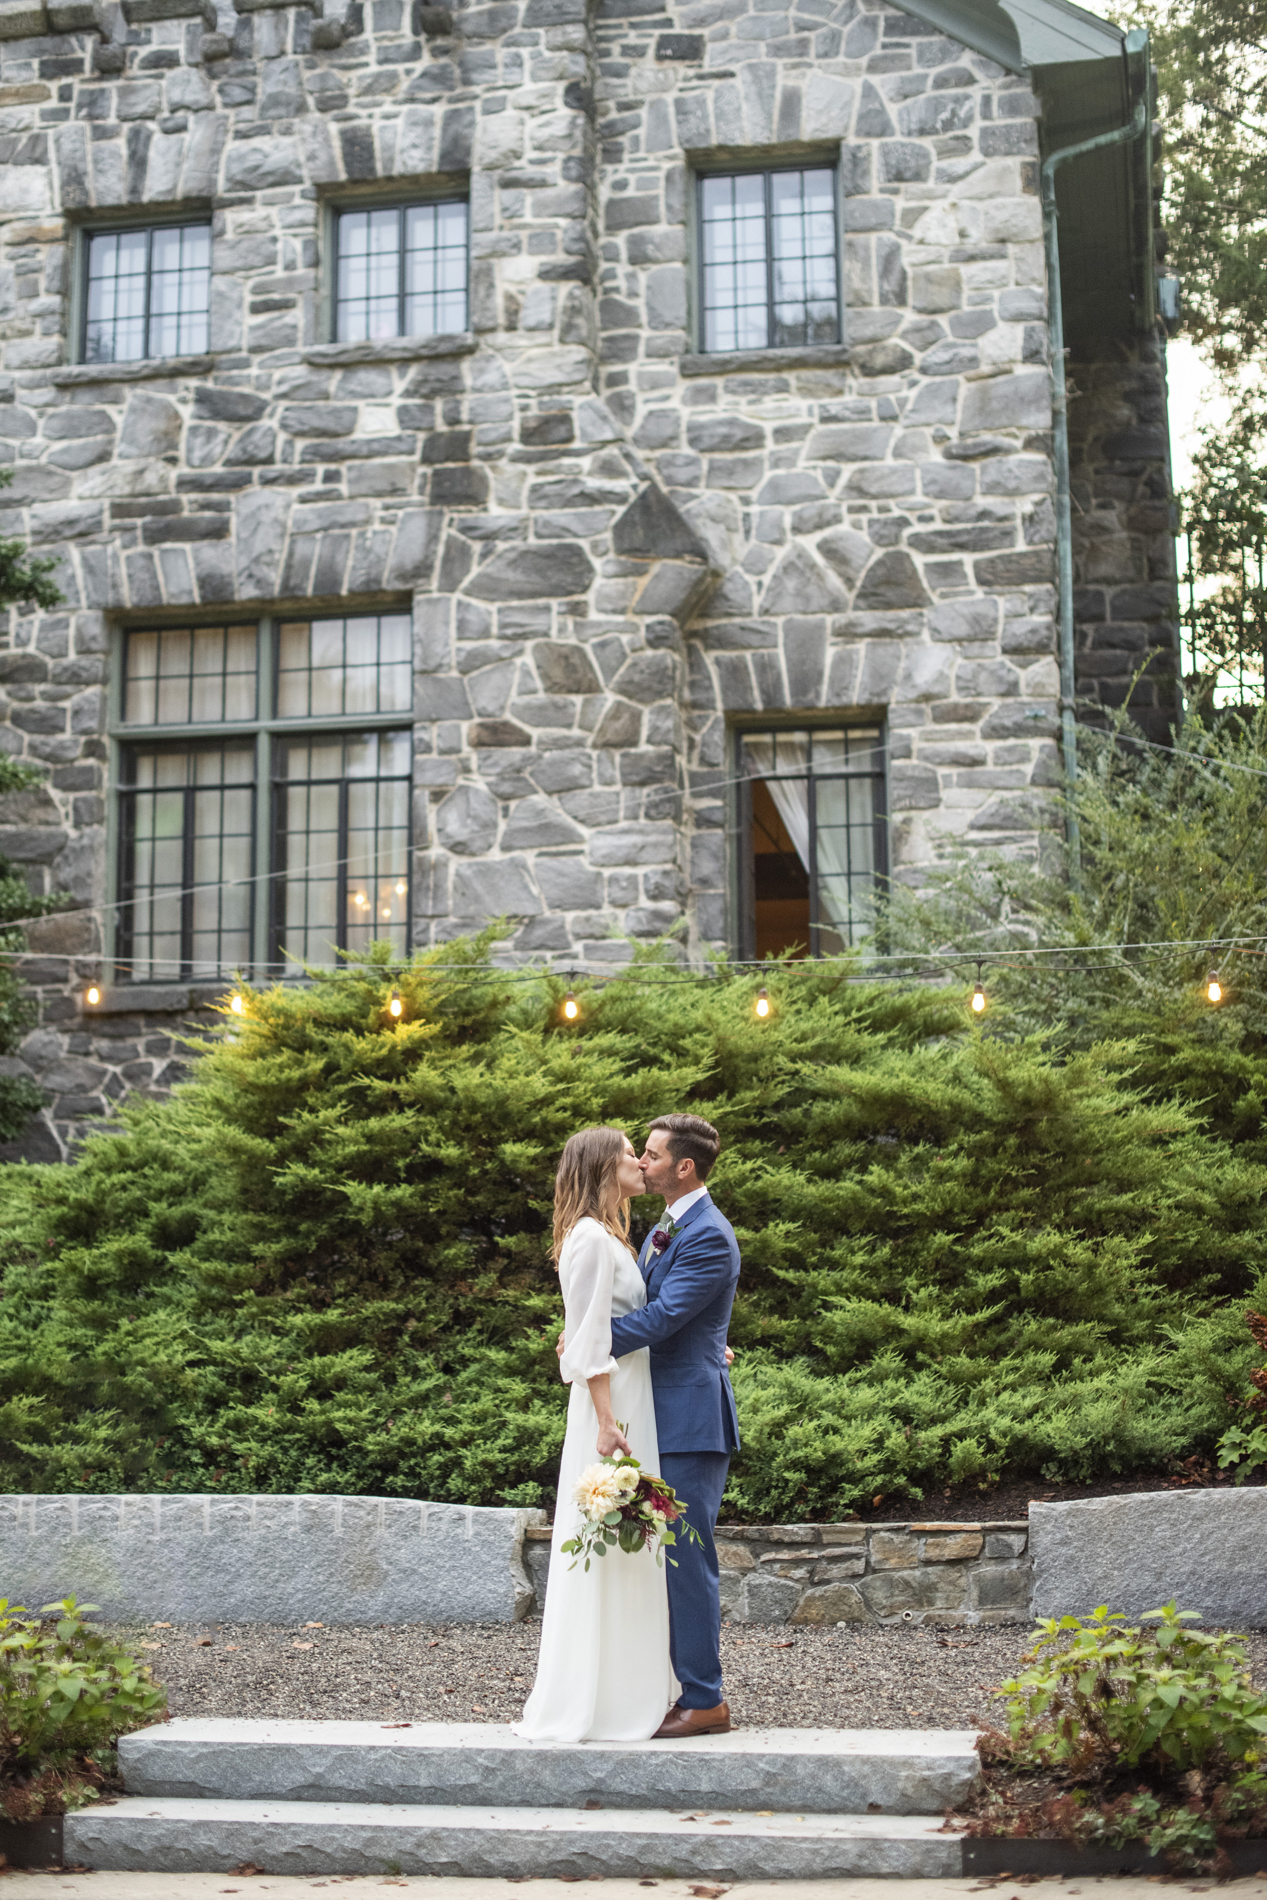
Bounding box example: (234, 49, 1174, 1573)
(516, 1216, 677, 1742)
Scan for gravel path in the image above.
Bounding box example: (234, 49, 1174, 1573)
(116, 1621, 1267, 1732)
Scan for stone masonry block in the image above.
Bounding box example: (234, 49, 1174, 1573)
(1030, 1491, 1267, 1626)
(0, 1496, 545, 1623)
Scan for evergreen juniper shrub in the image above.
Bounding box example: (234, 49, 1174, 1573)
(0, 935, 1263, 1516)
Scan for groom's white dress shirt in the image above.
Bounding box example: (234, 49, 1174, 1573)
(663, 1186, 709, 1227)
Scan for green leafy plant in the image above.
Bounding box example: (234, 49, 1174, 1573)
(960, 1605, 1267, 1871)
(1001, 1604, 1267, 1775)
(0, 1594, 166, 1819)
(1217, 1310, 1267, 1481)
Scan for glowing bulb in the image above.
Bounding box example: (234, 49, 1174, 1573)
(85, 984, 101, 1007)
(230, 994, 245, 1015)
(563, 991, 580, 1022)
(754, 987, 771, 1020)
(395, 882, 407, 895)
(382, 907, 391, 918)
(1207, 970, 1223, 1004)
(388, 990, 403, 1019)
(971, 982, 986, 1014)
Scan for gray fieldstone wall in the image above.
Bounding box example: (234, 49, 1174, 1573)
(0, 0, 1178, 1153)
(1068, 337, 1180, 741)
(526, 1517, 1032, 1624)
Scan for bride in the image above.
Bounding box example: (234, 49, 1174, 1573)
(515, 1125, 678, 1742)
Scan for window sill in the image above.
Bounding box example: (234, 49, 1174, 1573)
(301, 333, 477, 367)
(677, 343, 851, 376)
(85, 982, 231, 1016)
(52, 354, 219, 387)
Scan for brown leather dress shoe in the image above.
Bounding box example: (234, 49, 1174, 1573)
(652, 1701, 732, 1739)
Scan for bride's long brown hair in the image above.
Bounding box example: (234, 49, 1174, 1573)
(551, 1125, 632, 1266)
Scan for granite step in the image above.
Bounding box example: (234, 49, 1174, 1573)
(65, 1796, 963, 1879)
(118, 1718, 981, 1815)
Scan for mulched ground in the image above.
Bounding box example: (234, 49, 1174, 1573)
(121, 1621, 1267, 1733)
(828, 1460, 1267, 1525)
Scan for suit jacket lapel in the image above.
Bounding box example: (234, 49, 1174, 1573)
(638, 1229, 656, 1280)
(644, 1194, 712, 1287)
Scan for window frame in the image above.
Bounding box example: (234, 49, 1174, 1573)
(731, 716, 888, 961)
(321, 180, 472, 345)
(107, 610, 415, 984)
(691, 157, 843, 356)
(74, 210, 214, 368)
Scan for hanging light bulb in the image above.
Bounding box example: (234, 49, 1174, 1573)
(85, 984, 101, 1007)
(971, 962, 986, 1014)
(395, 882, 407, 895)
(1207, 970, 1223, 1005)
(230, 994, 245, 1015)
(754, 987, 771, 1020)
(562, 991, 580, 1022)
(388, 990, 403, 1019)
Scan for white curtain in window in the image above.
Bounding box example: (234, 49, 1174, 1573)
(744, 737, 871, 941)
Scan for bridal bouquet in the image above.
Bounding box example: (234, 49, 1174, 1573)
(561, 1454, 702, 1572)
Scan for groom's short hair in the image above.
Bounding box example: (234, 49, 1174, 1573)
(649, 1113, 721, 1182)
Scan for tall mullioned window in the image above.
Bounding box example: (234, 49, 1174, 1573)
(113, 614, 413, 982)
(699, 167, 840, 354)
(334, 201, 469, 342)
(84, 223, 211, 363)
(737, 725, 886, 960)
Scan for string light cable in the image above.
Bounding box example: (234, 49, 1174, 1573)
(23, 929, 1267, 998)
(0, 724, 1263, 952)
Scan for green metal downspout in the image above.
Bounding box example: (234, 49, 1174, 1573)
(1041, 25, 1149, 889)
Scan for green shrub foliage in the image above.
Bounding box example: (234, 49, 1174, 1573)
(968, 1605, 1267, 1870)
(0, 933, 1264, 1516)
(0, 1595, 166, 1819)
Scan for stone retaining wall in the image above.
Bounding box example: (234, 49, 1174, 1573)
(525, 1518, 1031, 1625)
(0, 1493, 546, 1625)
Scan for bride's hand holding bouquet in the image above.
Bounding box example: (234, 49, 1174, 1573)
(561, 1450, 703, 1571)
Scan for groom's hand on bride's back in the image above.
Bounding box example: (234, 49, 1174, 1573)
(556, 1329, 566, 1359)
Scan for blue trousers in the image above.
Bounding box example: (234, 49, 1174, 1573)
(658, 1450, 731, 1710)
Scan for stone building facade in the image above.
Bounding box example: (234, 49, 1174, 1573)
(0, 0, 1178, 1156)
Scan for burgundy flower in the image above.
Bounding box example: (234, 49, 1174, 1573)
(650, 1228, 671, 1253)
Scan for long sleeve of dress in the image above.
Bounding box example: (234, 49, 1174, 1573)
(558, 1220, 618, 1385)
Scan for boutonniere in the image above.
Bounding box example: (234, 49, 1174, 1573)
(650, 1216, 681, 1255)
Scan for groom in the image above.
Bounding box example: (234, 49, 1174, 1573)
(609, 1113, 741, 1740)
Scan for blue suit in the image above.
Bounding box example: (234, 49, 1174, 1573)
(610, 1193, 740, 1710)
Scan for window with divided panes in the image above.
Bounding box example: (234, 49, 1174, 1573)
(83, 223, 212, 364)
(698, 166, 840, 354)
(114, 615, 413, 980)
(737, 725, 886, 959)
(334, 201, 469, 342)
